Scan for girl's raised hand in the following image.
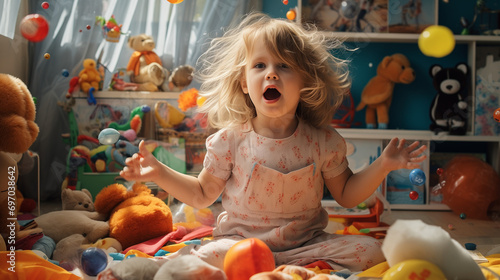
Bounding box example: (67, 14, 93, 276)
(381, 137, 427, 171)
(120, 140, 161, 182)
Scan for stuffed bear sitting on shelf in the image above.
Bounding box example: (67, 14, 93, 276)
(429, 63, 469, 135)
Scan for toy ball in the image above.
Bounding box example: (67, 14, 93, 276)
(409, 191, 419, 201)
(20, 14, 49, 42)
(439, 155, 500, 220)
(286, 10, 296, 21)
(224, 238, 275, 280)
(80, 247, 108, 276)
(418, 25, 455, 58)
(409, 168, 425, 186)
(41, 2, 49, 9)
(98, 128, 121, 145)
(494, 108, 500, 122)
(44, 53, 50, 59)
(167, 0, 184, 3)
(382, 259, 446, 280)
(62, 69, 69, 77)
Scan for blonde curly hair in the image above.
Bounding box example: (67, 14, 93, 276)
(196, 12, 350, 130)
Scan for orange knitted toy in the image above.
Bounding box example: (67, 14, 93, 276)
(94, 182, 173, 249)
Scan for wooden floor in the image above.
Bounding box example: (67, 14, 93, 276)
(380, 210, 500, 256)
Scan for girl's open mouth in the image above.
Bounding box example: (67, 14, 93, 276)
(264, 88, 281, 101)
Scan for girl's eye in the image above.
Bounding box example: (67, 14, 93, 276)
(279, 63, 290, 69)
(254, 63, 265, 69)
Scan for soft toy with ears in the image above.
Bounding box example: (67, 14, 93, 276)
(61, 188, 95, 211)
(127, 34, 167, 92)
(94, 182, 173, 249)
(356, 53, 416, 129)
(0, 74, 40, 249)
(429, 63, 469, 135)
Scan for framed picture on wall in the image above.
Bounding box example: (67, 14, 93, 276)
(388, 0, 437, 33)
(302, 0, 388, 33)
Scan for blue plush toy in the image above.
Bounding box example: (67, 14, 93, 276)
(429, 63, 469, 135)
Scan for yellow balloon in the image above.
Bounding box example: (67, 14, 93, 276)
(382, 260, 446, 280)
(167, 0, 184, 3)
(418, 25, 455, 58)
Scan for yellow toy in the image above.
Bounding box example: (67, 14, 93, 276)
(356, 53, 415, 129)
(78, 58, 101, 93)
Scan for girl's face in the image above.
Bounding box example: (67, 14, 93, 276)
(241, 40, 304, 122)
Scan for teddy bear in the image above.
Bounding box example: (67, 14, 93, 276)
(0, 73, 40, 250)
(165, 64, 195, 92)
(94, 182, 173, 249)
(356, 53, 416, 129)
(61, 187, 95, 211)
(79, 58, 102, 94)
(429, 63, 469, 135)
(127, 34, 167, 92)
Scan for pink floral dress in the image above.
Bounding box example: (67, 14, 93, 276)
(169, 120, 384, 271)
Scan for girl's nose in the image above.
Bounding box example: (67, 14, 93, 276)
(266, 71, 278, 80)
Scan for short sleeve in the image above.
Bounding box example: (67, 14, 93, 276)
(203, 129, 233, 181)
(321, 127, 349, 179)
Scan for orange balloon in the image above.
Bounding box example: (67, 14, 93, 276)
(439, 156, 500, 220)
(167, 0, 184, 3)
(286, 10, 296, 21)
(224, 238, 275, 280)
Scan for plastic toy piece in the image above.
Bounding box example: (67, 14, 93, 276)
(494, 108, 500, 122)
(382, 259, 446, 280)
(224, 238, 275, 280)
(87, 87, 96, 105)
(98, 128, 121, 145)
(80, 247, 108, 276)
(409, 191, 419, 201)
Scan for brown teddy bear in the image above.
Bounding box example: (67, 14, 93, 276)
(355, 53, 415, 129)
(126, 34, 167, 92)
(166, 64, 195, 91)
(0, 74, 40, 250)
(94, 182, 173, 249)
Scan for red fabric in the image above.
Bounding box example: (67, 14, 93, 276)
(122, 225, 213, 255)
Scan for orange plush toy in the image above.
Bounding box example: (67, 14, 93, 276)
(94, 182, 173, 249)
(0, 74, 40, 250)
(356, 53, 415, 129)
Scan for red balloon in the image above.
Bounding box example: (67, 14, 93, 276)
(439, 156, 500, 220)
(20, 14, 49, 42)
(224, 238, 275, 280)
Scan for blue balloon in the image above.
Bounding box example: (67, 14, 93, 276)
(80, 248, 108, 276)
(409, 168, 426, 186)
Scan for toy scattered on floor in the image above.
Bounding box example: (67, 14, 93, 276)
(409, 168, 425, 186)
(94, 182, 173, 248)
(429, 63, 469, 135)
(418, 25, 455, 58)
(0, 74, 40, 250)
(96, 256, 160, 280)
(356, 53, 415, 129)
(224, 238, 276, 280)
(433, 155, 500, 220)
(81, 247, 108, 276)
(382, 259, 446, 280)
(20, 14, 49, 42)
(126, 34, 168, 91)
(154, 255, 226, 280)
(381, 219, 485, 280)
(61, 187, 95, 211)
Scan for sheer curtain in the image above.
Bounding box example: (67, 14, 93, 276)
(26, 0, 253, 200)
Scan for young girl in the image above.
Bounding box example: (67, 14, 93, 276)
(121, 12, 427, 272)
